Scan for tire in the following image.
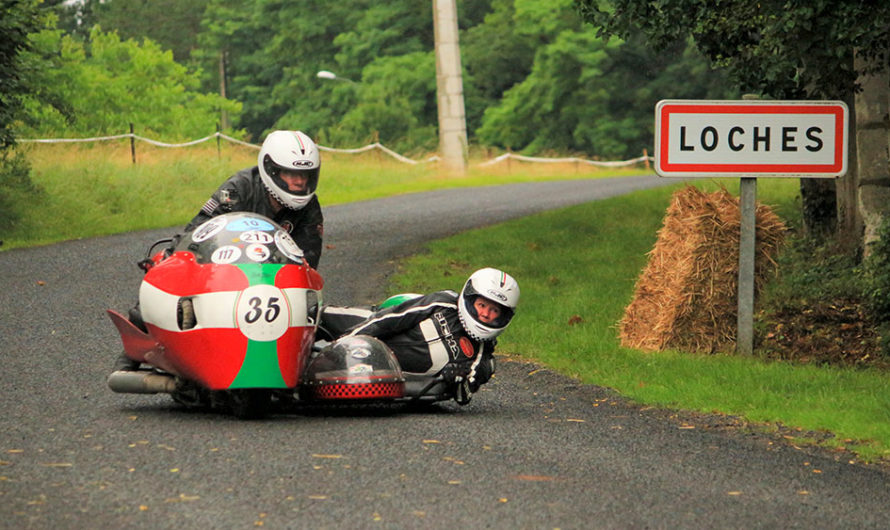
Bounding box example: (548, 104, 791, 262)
(229, 389, 272, 419)
(171, 379, 211, 409)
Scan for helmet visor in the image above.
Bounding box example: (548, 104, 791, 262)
(263, 155, 319, 197)
(463, 295, 514, 329)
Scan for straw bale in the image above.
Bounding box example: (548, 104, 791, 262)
(619, 185, 786, 353)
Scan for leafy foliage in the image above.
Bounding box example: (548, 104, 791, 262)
(1, 0, 44, 149)
(0, 150, 42, 232)
(574, 0, 890, 99)
(461, 0, 536, 133)
(18, 25, 240, 139)
(475, 9, 736, 158)
(324, 52, 438, 151)
(14, 0, 736, 157)
(574, 0, 888, 237)
(865, 220, 890, 356)
(194, 0, 362, 141)
(89, 0, 208, 63)
(1, 0, 45, 231)
(43, 0, 100, 42)
(191, 0, 734, 154)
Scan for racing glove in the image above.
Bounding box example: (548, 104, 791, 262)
(467, 351, 495, 392)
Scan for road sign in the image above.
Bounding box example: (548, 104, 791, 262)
(655, 100, 848, 178)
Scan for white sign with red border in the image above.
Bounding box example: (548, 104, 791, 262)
(654, 100, 848, 178)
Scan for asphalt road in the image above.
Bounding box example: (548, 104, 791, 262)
(2, 176, 890, 529)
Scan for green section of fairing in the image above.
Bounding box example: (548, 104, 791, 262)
(230, 339, 285, 388)
(229, 264, 288, 389)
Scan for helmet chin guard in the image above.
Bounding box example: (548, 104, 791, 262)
(258, 130, 320, 211)
(458, 268, 519, 341)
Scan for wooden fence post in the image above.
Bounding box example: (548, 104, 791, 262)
(129, 123, 136, 164)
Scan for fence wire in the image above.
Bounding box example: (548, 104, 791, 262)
(18, 131, 652, 167)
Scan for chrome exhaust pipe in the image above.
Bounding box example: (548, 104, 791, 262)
(107, 371, 177, 394)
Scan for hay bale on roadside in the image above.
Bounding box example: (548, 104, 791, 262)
(619, 185, 786, 353)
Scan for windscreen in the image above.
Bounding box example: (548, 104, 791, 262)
(175, 212, 304, 266)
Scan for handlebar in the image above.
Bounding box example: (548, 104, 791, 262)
(137, 235, 180, 272)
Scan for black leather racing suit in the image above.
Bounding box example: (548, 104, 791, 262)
(185, 166, 324, 269)
(319, 291, 496, 390)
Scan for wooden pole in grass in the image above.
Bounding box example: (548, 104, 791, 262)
(129, 123, 136, 165)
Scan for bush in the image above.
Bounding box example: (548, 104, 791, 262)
(0, 151, 41, 233)
(865, 218, 890, 356)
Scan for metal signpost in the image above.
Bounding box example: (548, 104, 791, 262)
(654, 99, 848, 354)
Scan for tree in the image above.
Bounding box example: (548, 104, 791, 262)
(43, 0, 100, 42)
(192, 0, 510, 150)
(1, 0, 44, 148)
(18, 25, 240, 139)
(14, 0, 782, 164)
(325, 52, 438, 151)
(0, 0, 45, 231)
(194, 0, 362, 140)
(301, 1, 435, 150)
(186, 0, 735, 155)
(856, 61, 890, 258)
(87, 0, 209, 64)
(575, 0, 890, 243)
(475, 0, 735, 159)
(461, 0, 537, 140)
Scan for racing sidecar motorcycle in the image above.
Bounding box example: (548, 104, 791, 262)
(107, 212, 469, 418)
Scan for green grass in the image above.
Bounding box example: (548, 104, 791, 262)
(5, 142, 645, 249)
(389, 180, 890, 462)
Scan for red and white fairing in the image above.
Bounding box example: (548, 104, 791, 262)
(109, 213, 323, 391)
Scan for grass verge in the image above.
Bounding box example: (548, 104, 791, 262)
(388, 180, 890, 463)
(5, 142, 644, 249)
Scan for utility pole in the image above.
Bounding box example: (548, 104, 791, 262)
(433, 0, 468, 174)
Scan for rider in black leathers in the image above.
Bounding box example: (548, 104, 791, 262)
(186, 130, 324, 269)
(186, 166, 323, 269)
(318, 268, 520, 393)
(112, 130, 324, 373)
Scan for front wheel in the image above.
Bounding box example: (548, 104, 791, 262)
(171, 379, 211, 409)
(228, 389, 272, 419)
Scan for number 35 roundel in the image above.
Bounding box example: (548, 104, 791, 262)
(236, 284, 289, 341)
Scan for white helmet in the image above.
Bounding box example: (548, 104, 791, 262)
(458, 268, 520, 341)
(258, 130, 320, 210)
